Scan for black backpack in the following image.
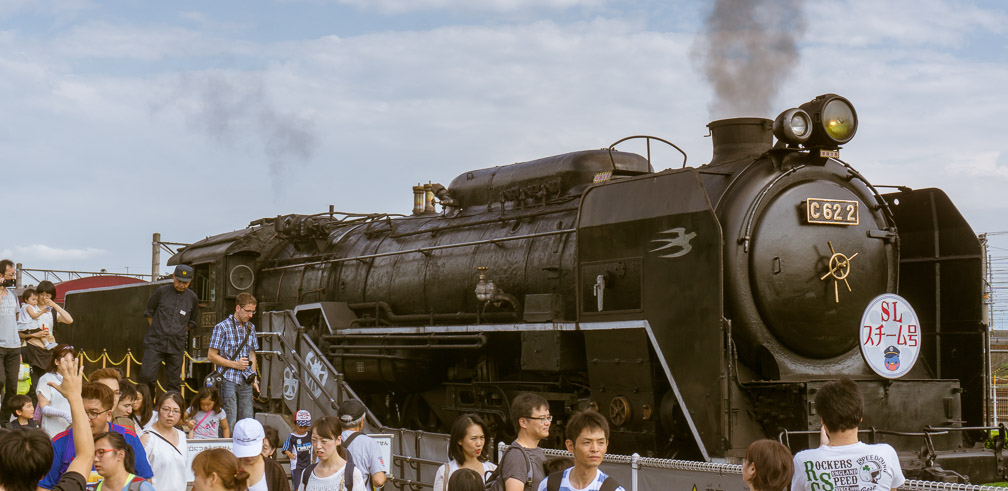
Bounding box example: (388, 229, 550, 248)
(484, 443, 534, 491)
(545, 470, 620, 491)
(302, 447, 357, 491)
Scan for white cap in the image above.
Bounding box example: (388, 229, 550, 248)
(232, 418, 265, 458)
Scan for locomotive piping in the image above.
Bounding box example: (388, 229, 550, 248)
(260, 228, 575, 272)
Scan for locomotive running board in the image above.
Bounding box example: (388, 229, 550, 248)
(337, 319, 711, 462)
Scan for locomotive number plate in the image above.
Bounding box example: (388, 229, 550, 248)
(806, 198, 858, 225)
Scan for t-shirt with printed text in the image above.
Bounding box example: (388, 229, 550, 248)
(791, 441, 905, 491)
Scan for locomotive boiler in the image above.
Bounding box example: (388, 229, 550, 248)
(159, 94, 989, 481)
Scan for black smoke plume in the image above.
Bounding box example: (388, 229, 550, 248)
(691, 0, 806, 119)
(159, 72, 319, 182)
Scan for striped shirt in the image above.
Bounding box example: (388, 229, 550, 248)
(208, 314, 259, 384)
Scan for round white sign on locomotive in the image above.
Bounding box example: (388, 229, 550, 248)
(859, 293, 921, 379)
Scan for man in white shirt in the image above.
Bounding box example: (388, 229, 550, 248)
(0, 259, 21, 422)
(792, 377, 905, 491)
(537, 409, 623, 491)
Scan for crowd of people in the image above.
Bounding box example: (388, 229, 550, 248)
(0, 257, 908, 491)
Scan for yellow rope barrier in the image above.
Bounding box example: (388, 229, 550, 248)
(80, 350, 104, 364)
(184, 351, 212, 363)
(104, 353, 128, 366)
(127, 351, 143, 366)
(77, 349, 210, 399)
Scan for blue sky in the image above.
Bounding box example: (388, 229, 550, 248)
(1, 0, 1007, 324)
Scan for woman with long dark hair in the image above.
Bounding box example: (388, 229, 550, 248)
(131, 383, 154, 429)
(140, 391, 188, 491)
(433, 414, 496, 491)
(93, 431, 155, 490)
(300, 416, 364, 491)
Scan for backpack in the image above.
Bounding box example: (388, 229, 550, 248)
(126, 475, 147, 491)
(484, 443, 534, 491)
(545, 470, 620, 491)
(302, 448, 356, 491)
(95, 473, 146, 491)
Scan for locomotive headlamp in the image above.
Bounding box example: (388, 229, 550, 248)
(798, 93, 858, 147)
(773, 108, 812, 144)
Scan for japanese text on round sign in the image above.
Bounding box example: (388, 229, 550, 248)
(859, 293, 921, 379)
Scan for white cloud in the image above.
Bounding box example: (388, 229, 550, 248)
(0, 245, 108, 263)
(322, 0, 607, 14)
(50, 21, 257, 60)
(0, 0, 94, 18)
(949, 151, 1008, 180)
(809, 0, 1007, 49)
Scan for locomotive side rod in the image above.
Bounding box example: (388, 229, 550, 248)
(260, 228, 576, 272)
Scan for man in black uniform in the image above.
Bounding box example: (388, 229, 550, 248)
(140, 264, 199, 394)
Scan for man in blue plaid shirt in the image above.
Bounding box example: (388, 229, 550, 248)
(208, 292, 260, 431)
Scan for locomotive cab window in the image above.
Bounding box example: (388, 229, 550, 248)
(192, 263, 213, 303)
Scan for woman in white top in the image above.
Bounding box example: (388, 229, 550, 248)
(434, 414, 497, 491)
(300, 416, 365, 491)
(36, 344, 76, 438)
(23, 281, 73, 397)
(140, 391, 188, 491)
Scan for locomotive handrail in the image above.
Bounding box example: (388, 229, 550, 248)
(607, 135, 688, 168)
(258, 330, 343, 412)
(322, 333, 487, 351)
(925, 425, 1002, 432)
(835, 157, 898, 227)
(740, 164, 804, 252)
(778, 427, 952, 444)
(259, 327, 383, 427)
(260, 228, 575, 272)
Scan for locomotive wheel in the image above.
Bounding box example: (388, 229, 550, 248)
(609, 396, 631, 427)
(403, 393, 440, 432)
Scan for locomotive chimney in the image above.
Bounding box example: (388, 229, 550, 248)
(706, 117, 773, 167)
(412, 184, 425, 215)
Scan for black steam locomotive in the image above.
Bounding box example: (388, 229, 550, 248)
(63, 94, 994, 482)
